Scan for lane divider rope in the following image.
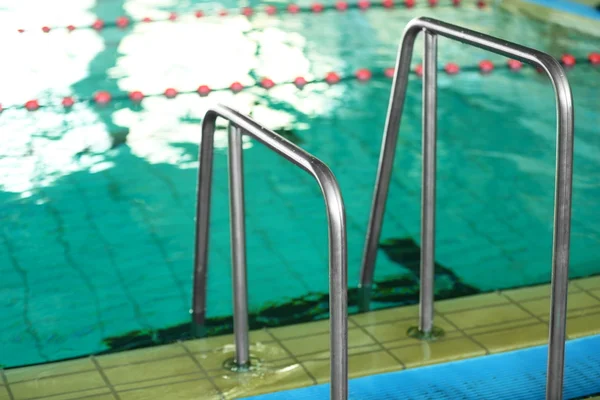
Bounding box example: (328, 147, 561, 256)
(17, 0, 486, 34)
(4, 54, 598, 113)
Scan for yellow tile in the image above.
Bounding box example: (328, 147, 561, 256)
(103, 355, 201, 386)
(0, 386, 9, 400)
(502, 282, 579, 302)
(196, 341, 291, 373)
(443, 303, 532, 330)
(183, 329, 273, 353)
(470, 322, 549, 353)
(567, 312, 600, 339)
(520, 292, 600, 317)
(302, 350, 401, 384)
(5, 358, 96, 383)
(363, 316, 455, 344)
(436, 292, 509, 313)
(297, 344, 381, 362)
(96, 343, 186, 368)
(389, 337, 486, 368)
(10, 371, 105, 400)
(114, 373, 205, 391)
(280, 328, 375, 357)
(384, 330, 464, 350)
(118, 378, 220, 400)
(44, 389, 115, 400)
(351, 305, 419, 326)
(463, 319, 545, 336)
(573, 276, 600, 290)
(267, 319, 356, 341)
(215, 361, 313, 399)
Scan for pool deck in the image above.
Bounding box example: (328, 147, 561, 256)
(2, 275, 600, 400)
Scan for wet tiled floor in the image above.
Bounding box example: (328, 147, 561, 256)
(2, 275, 600, 399)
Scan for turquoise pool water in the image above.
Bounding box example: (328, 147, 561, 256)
(1, 0, 599, 368)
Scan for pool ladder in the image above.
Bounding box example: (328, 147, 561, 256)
(191, 17, 574, 400)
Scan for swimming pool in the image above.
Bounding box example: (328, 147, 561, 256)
(1, 0, 599, 368)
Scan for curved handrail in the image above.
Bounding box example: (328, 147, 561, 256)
(192, 104, 348, 400)
(360, 17, 574, 400)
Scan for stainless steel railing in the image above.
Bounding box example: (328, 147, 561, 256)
(358, 17, 574, 400)
(191, 104, 348, 400)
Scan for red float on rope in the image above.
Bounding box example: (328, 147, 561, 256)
(164, 88, 178, 98)
(242, 7, 253, 16)
(219, 9, 229, 16)
(336, 1, 349, 11)
(288, 4, 300, 13)
(67, 25, 76, 32)
(429, 0, 438, 7)
(195, 10, 204, 18)
(168, 12, 178, 21)
(312, 3, 324, 12)
(358, 0, 371, 9)
(507, 59, 522, 71)
(325, 72, 341, 84)
(415, 64, 423, 77)
(479, 60, 494, 73)
(294, 76, 307, 88)
(142, 17, 152, 23)
(261, 78, 275, 89)
(477, 0, 486, 7)
(561, 54, 576, 67)
(92, 19, 104, 30)
(445, 62, 460, 74)
(405, 0, 415, 8)
(94, 91, 111, 104)
(383, 0, 394, 7)
(452, 0, 461, 6)
(62, 97, 75, 108)
(230, 82, 244, 93)
(25, 100, 39, 111)
(589, 52, 600, 65)
(266, 5, 277, 15)
(356, 68, 372, 81)
(384, 67, 395, 78)
(129, 91, 144, 102)
(116, 16, 130, 28)
(42, 26, 51, 33)
(197, 85, 211, 96)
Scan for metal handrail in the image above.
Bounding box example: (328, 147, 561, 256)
(191, 104, 348, 400)
(359, 17, 574, 400)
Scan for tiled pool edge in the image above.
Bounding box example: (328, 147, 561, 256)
(2, 275, 600, 400)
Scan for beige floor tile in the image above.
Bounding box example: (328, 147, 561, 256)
(302, 349, 401, 384)
(196, 341, 291, 373)
(436, 292, 509, 313)
(464, 319, 546, 336)
(48, 389, 115, 400)
(267, 319, 356, 341)
(215, 361, 313, 399)
(501, 282, 580, 302)
(520, 292, 600, 318)
(96, 343, 186, 368)
(567, 312, 600, 339)
(573, 276, 600, 291)
(280, 328, 375, 357)
(297, 344, 382, 362)
(0, 386, 9, 400)
(9, 371, 105, 400)
(118, 378, 220, 400)
(470, 322, 549, 353)
(351, 305, 419, 326)
(363, 316, 455, 344)
(183, 330, 273, 353)
(384, 330, 464, 350)
(443, 303, 533, 330)
(5, 358, 96, 383)
(103, 355, 201, 386)
(389, 337, 486, 368)
(114, 373, 205, 392)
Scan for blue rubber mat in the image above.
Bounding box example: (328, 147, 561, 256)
(244, 335, 600, 400)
